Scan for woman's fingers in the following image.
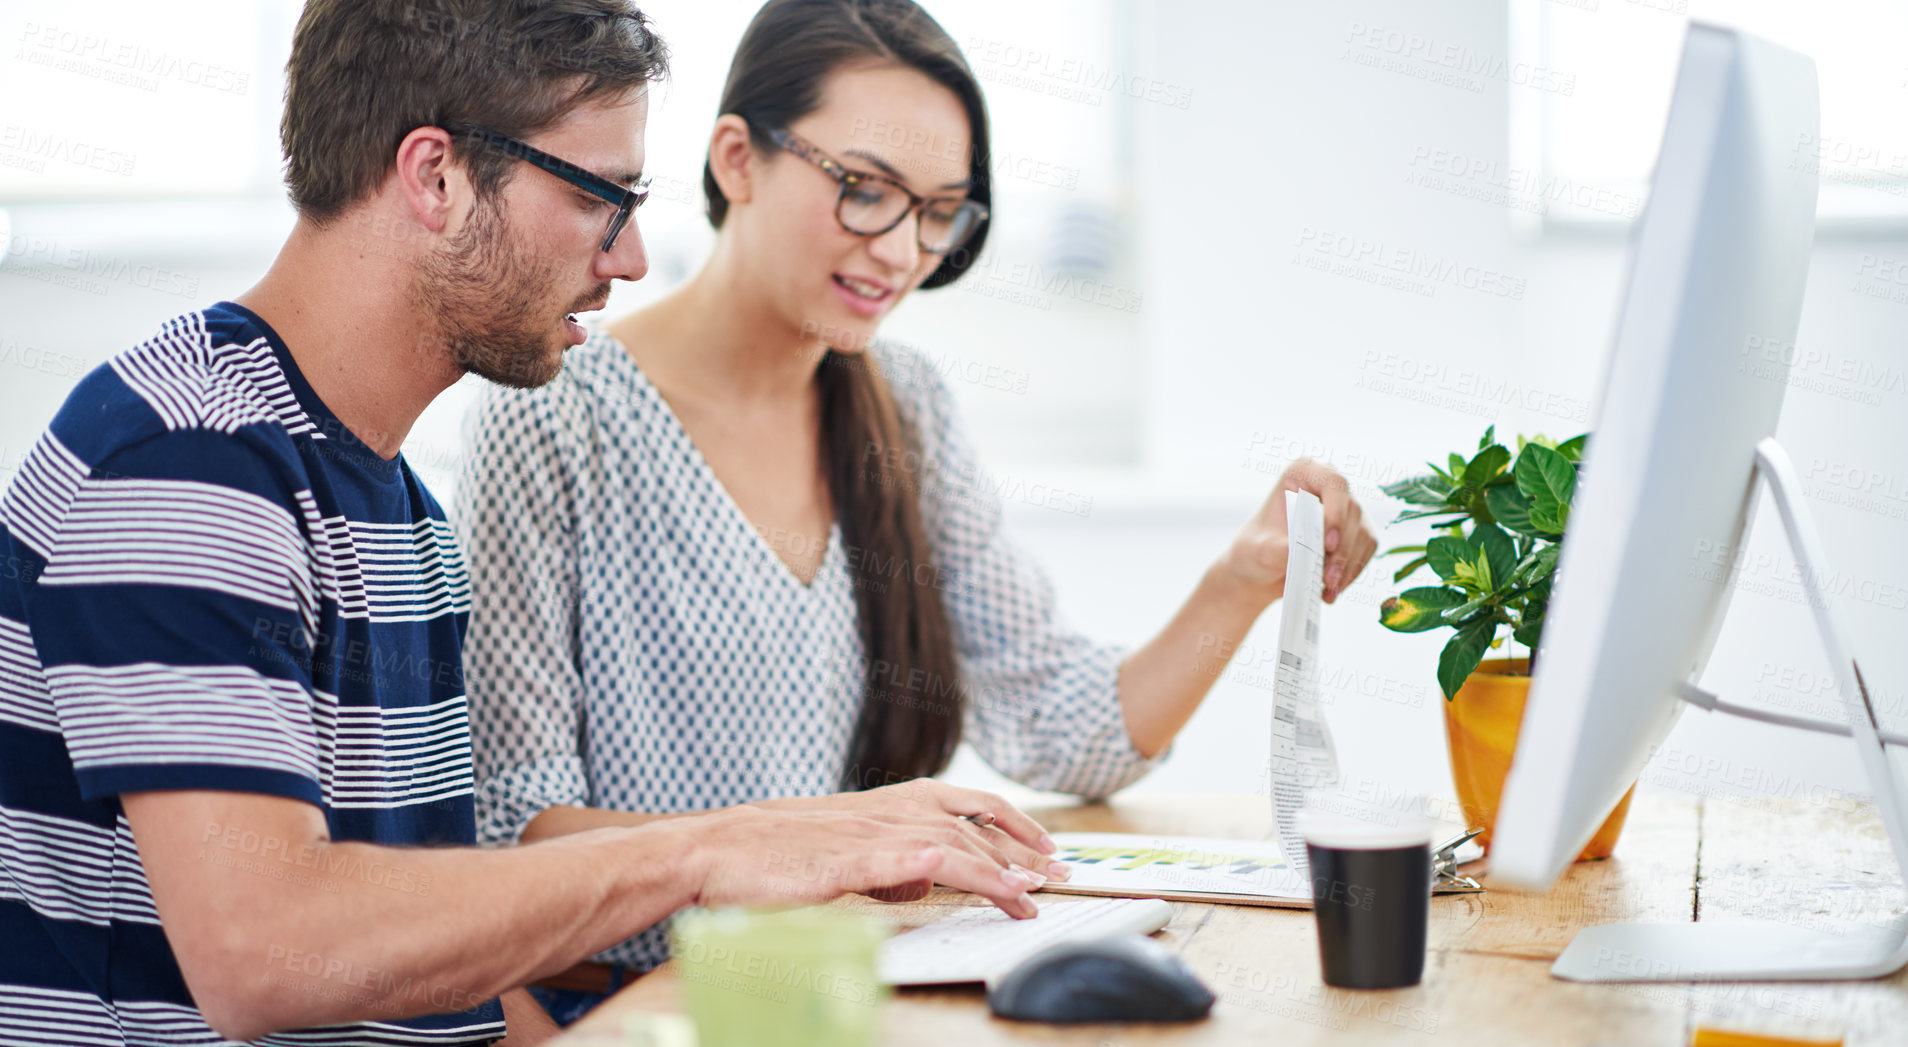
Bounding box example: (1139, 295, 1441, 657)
(978, 823, 1071, 881)
(934, 784, 1055, 855)
(911, 844, 1041, 919)
(841, 838, 1036, 918)
(838, 847, 942, 901)
(1349, 526, 1377, 585)
(706, 810, 1043, 918)
(803, 781, 1066, 898)
(1325, 524, 1378, 602)
(928, 819, 1026, 881)
(942, 818, 1052, 886)
(1277, 460, 1365, 599)
(926, 783, 1072, 881)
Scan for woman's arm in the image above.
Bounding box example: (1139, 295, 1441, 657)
(520, 804, 670, 840)
(457, 386, 596, 847)
(495, 988, 562, 1045)
(890, 341, 1375, 775)
(1116, 459, 1377, 756)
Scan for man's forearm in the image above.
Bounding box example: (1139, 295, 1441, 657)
(247, 830, 695, 1023)
(133, 791, 706, 1041)
(139, 790, 1047, 1040)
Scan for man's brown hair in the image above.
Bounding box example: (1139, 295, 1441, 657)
(282, 0, 668, 222)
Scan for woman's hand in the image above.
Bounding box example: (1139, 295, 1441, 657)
(1219, 459, 1378, 606)
(756, 778, 1069, 885)
(673, 802, 1054, 918)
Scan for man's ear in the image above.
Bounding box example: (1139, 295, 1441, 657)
(707, 114, 757, 208)
(392, 126, 461, 235)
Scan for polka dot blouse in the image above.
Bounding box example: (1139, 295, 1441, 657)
(454, 329, 1160, 970)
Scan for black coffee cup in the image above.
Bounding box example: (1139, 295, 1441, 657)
(1298, 812, 1433, 990)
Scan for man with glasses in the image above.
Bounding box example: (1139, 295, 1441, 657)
(0, 2, 1052, 1044)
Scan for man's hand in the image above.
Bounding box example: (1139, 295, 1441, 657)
(757, 779, 1068, 883)
(675, 803, 1053, 918)
(1219, 458, 1377, 605)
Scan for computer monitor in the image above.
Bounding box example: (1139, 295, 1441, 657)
(1489, 25, 1908, 981)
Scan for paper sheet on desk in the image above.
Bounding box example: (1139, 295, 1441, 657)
(1270, 489, 1339, 876)
(1041, 832, 1312, 908)
(1038, 832, 1486, 908)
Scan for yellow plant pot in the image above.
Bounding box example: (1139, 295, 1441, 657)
(1443, 658, 1636, 861)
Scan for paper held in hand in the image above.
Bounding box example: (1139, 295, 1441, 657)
(1034, 490, 1482, 907)
(1270, 489, 1339, 877)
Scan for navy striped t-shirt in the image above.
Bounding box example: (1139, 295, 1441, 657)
(0, 303, 505, 1045)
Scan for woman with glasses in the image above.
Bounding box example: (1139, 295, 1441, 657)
(457, 0, 1378, 1021)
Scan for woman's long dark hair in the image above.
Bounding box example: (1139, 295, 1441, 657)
(705, 0, 992, 789)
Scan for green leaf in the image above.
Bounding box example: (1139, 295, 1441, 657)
(1512, 598, 1547, 649)
(1381, 544, 1427, 557)
(1470, 523, 1516, 588)
(1515, 443, 1576, 534)
(1515, 442, 1577, 504)
(1557, 434, 1589, 462)
(1437, 617, 1497, 700)
(1441, 592, 1496, 622)
(1382, 474, 1457, 506)
(1478, 425, 1496, 451)
(1449, 453, 1468, 478)
(1379, 587, 1468, 632)
(1450, 552, 1493, 593)
(1513, 544, 1560, 586)
(1529, 502, 1569, 535)
(1391, 555, 1430, 583)
(1389, 508, 1469, 525)
(1485, 484, 1540, 537)
(1425, 535, 1473, 582)
(1507, 548, 1543, 588)
(1462, 444, 1511, 489)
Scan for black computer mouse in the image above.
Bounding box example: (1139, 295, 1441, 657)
(986, 934, 1215, 1023)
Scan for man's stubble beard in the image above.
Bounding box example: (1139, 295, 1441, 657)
(414, 195, 575, 390)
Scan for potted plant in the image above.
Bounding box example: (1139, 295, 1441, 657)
(1377, 426, 1633, 860)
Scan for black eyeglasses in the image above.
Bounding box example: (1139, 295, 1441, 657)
(767, 128, 987, 256)
(452, 126, 649, 252)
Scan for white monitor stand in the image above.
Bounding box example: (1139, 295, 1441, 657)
(1552, 438, 1908, 982)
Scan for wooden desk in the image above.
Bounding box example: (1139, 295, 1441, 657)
(557, 792, 1907, 1046)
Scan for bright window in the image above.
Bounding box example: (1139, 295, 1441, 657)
(0, 0, 295, 201)
(1512, 0, 1908, 229)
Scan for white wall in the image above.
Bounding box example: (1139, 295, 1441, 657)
(949, 0, 1908, 815)
(4, 0, 1906, 822)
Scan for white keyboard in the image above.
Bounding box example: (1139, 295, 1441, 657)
(878, 896, 1174, 986)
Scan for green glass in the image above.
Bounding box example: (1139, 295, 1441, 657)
(671, 907, 891, 1047)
